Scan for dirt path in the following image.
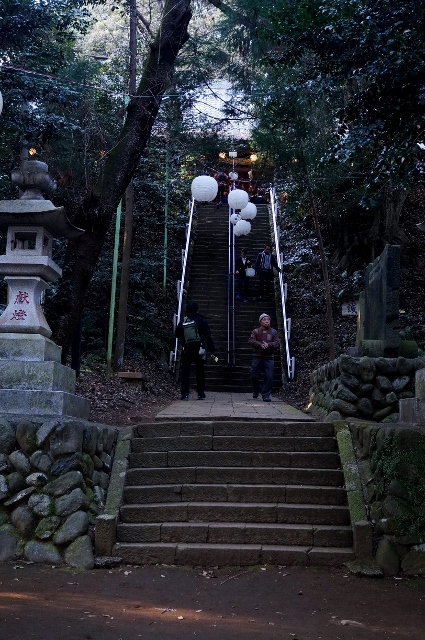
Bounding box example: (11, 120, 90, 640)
(1, 562, 424, 640)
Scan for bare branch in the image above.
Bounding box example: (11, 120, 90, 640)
(136, 9, 154, 38)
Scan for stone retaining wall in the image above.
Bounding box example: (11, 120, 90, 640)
(309, 355, 425, 422)
(350, 422, 425, 575)
(0, 416, 117, 568)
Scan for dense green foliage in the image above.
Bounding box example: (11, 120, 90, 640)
(1, 0, 425, 362)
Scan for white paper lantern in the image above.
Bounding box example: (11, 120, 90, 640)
(228, 188, 249, 211)
(240, 202, 257, 220)
(0, 91, 3, 116)
(230, 213, 241, 225)
(229, 171, 238, 181)
(191, 176, 218, 202)
(234, 220, 251, 236)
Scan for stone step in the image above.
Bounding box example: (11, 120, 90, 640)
(131, 436, 337, 453)
(120, 502, 350, 525)
(134, 421, 334, 438)
(127, 452, 340, 474)
(113, 542, 355, 566)
(123, 484, 347, 505)
(117, 522, 353, 547)
(126, 465, 344, 486)
(0, 389, 90, 419)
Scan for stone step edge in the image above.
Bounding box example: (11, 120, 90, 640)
(120, 501, 349, 510)
(153, 415, 316, 423)
(126, 465, 343, 476)
(118, 522, 353, 531)
(132, 436, 336, 442)
(113, 542, 355, 566)
(136, 421, 326, 429)
(124, 483, 345, 492)
(130, 450, 340, 457)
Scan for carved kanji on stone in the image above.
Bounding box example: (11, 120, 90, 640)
(10, 309, 27, 321)
(14, 291, 30, 305)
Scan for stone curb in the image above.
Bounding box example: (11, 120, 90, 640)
(334, 420, 373, 561)
(94, 427, 132, 556)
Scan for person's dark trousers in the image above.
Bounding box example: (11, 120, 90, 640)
(259, 269, 273, 296)
(251, 356, 274, 399)
(216, 185, 226, 205)
(181, 344, 205, 396)
(237, 275, 249, 297)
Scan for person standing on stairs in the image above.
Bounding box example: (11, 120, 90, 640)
(248, 313, 280, 402)
(235, 248, 252, 302)
(175, 301, 216, 401)
(214, 171, 231, 207)
(254, 244, 282, 298)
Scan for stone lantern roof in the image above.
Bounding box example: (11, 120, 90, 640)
(0, 151, 83, 239)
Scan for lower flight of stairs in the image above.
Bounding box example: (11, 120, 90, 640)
(114, 420, 355, 566)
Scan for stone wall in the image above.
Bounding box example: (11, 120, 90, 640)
(351, 422, 425, 575)
(309, 355, 425, 422)
(0, 416, 116, 568)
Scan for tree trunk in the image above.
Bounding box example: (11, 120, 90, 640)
(298, 141, 336, 361)
(383, 182, 408, 239)
(54, 0, 192, 360)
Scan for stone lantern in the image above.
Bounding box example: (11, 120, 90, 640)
(0, 148, 90, 419)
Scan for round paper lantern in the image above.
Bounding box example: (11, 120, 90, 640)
(191, 176, 218, 202)
(234, 220, 251, 236)
(240, 203, 257, 220)
(229, 171, 238, 181)
(230, 213, 241, 225)
(228, 188, 249, 211)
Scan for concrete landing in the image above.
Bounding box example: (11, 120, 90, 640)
(156, 392, 314, 421)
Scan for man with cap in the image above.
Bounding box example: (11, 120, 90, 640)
(175, 301, 215, 400)
(248, 313, 280, 402)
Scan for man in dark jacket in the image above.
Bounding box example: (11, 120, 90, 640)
(235, 248, 252, 302)
(254, 244, 282, 298)
(175, 301, 215, 400)
(248, 313, 280, 402)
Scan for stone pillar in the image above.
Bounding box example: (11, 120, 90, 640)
(0, 157, 90, 419)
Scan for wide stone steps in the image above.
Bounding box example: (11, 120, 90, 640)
(126, 466, 344, 485)
(113, 542, 354, 567)
(117, 522, 352, 546)
(127, 451, 340, 473)
(118, 522, 353, 548)
(120, 502, 350, 525)
(123, 484, 346, 505)
(114, 419, 354, 566)
(132, 436, 337, 453)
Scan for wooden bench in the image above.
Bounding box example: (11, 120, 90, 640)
(117, 371, 148, 390)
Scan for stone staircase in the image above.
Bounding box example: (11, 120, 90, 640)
(114, 420, 354, 566)
(186, 202, 282, 392)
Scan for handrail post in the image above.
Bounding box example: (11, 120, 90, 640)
(270, 187, 295, 379)
(170, 197, 195, 372)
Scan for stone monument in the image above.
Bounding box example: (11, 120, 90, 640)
(356, 245, 416, 357)
(0, 147, 90, 419)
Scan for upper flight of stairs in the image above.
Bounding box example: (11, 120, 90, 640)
(114, 420, 354, 566)
(186, 202, 283, 392)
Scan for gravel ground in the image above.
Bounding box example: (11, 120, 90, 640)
(0, 562, 424, 640)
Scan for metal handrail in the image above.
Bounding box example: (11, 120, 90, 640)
(169, 197, 195, 372)
(227, 206, 236, 366)
(270, 187, 295, 379)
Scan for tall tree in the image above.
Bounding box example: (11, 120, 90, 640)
(52, 0, 192, 358)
